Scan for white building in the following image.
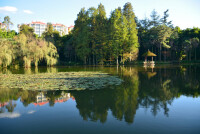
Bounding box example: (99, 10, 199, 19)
(53, 23, 67, 36)
(30, 21, 46, 37)
(18, 21, 69, 37)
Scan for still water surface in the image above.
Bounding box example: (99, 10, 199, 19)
(0, 65, 200, 134)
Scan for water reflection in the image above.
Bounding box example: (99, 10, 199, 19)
(0, 88, 73, 114)
(0, 65, 200, 124)
(0, 67, 58, 74)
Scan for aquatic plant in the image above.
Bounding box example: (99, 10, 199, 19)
(0, 72, 123, 91)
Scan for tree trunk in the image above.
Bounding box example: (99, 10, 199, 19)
(156, 46, 158, 61)
(164, 48, 166, 62)
(89, 56, 91, 65)
(159, 44, 162, 61)
(96, 56, 98, 65)
(93, 54, 95, 65)
(84, 56, 86, 65)
(110, 55, 111, 65)
(116, 56, 119, 66)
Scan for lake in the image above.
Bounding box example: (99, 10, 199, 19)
(0, 65, 200, 134)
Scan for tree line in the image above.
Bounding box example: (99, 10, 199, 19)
(136, 9, 200, 62)
(0, 18, 58, 68)
(1, 2, 200, 68)
(65, 3, 139, 65)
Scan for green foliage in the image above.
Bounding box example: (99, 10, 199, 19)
(109, 8, 128, 64)
(157, 25, 172, 49)
(0, 29, 16, 39)
(0, 16, 59, 68)
(73, 8, 90, 64)
(123, 2, 139, 62)
(45, 42, 59, 66)
(0, 39, 15, 67)
(65, 3, 139, 65)
(15, 26, 59, 68)
(19, 24, 35, 37)
(1, 7, 200, 67)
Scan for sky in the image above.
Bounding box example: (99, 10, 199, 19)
(0, 0, 200, 31)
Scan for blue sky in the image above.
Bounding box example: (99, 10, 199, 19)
(0, 0, 200, 31)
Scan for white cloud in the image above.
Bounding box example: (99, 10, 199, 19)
(0, 112, 20, 118)
(0, 6, 18, 13)
(23, 10, 33, 14)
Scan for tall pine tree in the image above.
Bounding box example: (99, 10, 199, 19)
(110, 8, 128, 65)
(73, 8, 90, 64)
(123, 2, 139, 62)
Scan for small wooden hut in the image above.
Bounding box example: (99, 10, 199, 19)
(142, 50, 157, 67)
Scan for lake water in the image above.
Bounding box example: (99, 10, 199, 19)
(0, 65, 200, 134)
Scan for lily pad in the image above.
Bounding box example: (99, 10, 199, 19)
(0, 72, 123, 91)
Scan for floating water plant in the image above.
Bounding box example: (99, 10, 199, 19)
(0, 72, 123, 91)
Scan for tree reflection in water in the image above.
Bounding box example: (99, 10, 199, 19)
(69, 67, 139, 123)
(0, 65, 200, 124)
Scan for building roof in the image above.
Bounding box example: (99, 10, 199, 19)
(54, 98, 69, 103)
(53, 23, 66, 27)
(33, 101, 49, 106)
(68, 25, 74, 28)
(31, 21, 46, 25)
(0, 102, 8, 108)
(142, 50, 157, 57)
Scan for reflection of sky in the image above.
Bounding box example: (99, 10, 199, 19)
(0, 96, 199, 133)
(0, 112, 20, 118)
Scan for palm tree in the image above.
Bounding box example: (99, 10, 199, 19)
(3, 16, 13, 31)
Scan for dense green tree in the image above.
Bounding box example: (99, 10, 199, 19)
(137, 9, 173, 61)
(0, 29, 16, 39)
(1, 6, 200, 66)
(15, 31, 58, 68)
(123, 2, 139, 62)
(87, 7, 98, 65)
(73, 8, 90, 64)
(169, 26, 181, 60)
(19, 24, 35, 38)
(183, 37, 199, 61)
(15, 34, 34, 68)
(42, 23, 62, 61)
(42, 23, 54, 42)
(95, 3, 107, 64)
(45, 41, 59, 66)
(109, 8, 128, 65)
(0, 39, 15, 67)
(63, 34, 76, 63)
(157, 24, 172, 61)
(191, 37, 199, 61)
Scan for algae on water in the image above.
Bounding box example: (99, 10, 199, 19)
(0, 72, 123, 91)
